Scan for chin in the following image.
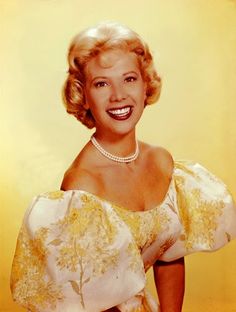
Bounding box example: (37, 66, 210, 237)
(109, 123, 137, 137)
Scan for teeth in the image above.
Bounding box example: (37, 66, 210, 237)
(108, 107, 131, 116)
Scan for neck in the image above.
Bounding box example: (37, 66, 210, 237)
(92, 130, 137, 158)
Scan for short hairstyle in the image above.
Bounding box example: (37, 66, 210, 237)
(63, 22, 162, 129)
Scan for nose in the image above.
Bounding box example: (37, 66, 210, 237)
(110, 82, 127, 103)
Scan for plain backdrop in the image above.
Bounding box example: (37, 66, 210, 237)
(1, 1, 236, 311)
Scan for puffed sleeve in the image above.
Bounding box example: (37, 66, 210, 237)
(160, 160, 236, 261)
(10, 190, 146, 312)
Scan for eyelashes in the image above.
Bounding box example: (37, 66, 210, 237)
(93, 76, 138, 88)
(124, 76, 137, 83)
(94, 81, 108, 88)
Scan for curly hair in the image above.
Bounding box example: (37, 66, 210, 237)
(63, 22, 162, 129)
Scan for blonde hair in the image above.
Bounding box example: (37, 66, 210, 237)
(63, 22, 162, 129)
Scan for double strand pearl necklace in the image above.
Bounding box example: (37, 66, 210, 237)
(90, 135, 139, 163)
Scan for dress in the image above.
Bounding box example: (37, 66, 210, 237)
(10, 160, 236, 312)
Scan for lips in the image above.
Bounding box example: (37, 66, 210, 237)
(107, 106, 133, 120)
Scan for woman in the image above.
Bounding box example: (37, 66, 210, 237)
(11, 22, 236, 312)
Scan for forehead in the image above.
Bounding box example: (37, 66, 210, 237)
(85, 50, 140, 78)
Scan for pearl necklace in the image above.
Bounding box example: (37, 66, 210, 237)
(90, 135, 139, 163)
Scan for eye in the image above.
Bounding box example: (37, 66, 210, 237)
(94, 81, 108, 88)
(125, 76, 137, 83)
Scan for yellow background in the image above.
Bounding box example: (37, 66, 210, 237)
(1, 0, 236, 311)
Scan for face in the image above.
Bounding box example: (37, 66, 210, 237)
(84, 49, 146, 138)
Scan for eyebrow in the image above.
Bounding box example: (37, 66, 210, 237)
(123, 70, 139, 76)
(90, 76, 107, 84)
(90, 71, 139, 83)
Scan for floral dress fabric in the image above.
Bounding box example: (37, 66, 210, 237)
(10, 161, 236, 312)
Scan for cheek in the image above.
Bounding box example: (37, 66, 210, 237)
(138, 85, 147, 102)
(90, 88, 110, 103)
(85, 92, 106, 119)
(84, 90, 99, 109)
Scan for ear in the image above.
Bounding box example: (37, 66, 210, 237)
(83, 101, 90, 109)
(144, 82, 147, 100)
(83, 90, 90, 109)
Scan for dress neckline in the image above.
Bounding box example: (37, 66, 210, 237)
(66, 169, 175, 214)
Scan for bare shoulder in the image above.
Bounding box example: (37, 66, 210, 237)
(61, 165, 102, 193)
(61, 142, 103, 193)
(153, 145, 174, 176)
(141, 142, 174, 178)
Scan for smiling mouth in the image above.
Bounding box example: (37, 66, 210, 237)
(107, 106, 133, 120)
